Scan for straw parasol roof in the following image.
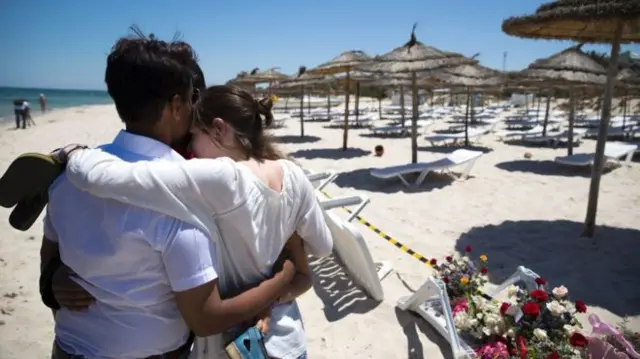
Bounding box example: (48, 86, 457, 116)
(617, 68, 640, 85)
(308, 51, 372, 75)
(357, 25, 477, 74)
(434, 64, 505, 88)
(277, 67, 335, 88)
(502, 0, 640, 43)
(230, 67, 289, 84)
(512, 44, 607, 86)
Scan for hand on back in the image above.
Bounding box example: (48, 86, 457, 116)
(52, 264, 95, 311)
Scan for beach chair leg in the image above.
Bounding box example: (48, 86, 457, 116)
(396, 174, 412, 188)
(396, 278, 471, 359)
(459, 159, 479, 180)
(623, 151, 634, 165)
(483, 266, 541, 298)
(376, 261, 394, 281)
(414, 170, 432, 186)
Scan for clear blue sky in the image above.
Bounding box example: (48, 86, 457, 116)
(0, 0, 637, 90)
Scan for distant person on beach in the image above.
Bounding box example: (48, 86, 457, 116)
(29, 34, 324, 359)
(40, 93, 47, 113)
(12, 99, 23, 129)
(22, 100, 34, 128)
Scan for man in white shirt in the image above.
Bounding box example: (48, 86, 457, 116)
(42, 35, 296, 359)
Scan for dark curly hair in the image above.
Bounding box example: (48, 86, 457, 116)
(104, 33, 198, 125)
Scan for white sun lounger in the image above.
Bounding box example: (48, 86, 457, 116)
(496, 125, 544, 141)
(370, 149, 484, 187)
(329, 113, 377, 128)
(555, 142, 638, 167)
(523, 128, 587, 147)
(306, 171, 338, 191)
(318, 195, 393, 302)
(397, 266, 541, 359)
(369, 119, 434, 137)
(423, 122, 497, 146)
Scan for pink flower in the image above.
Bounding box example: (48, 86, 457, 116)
(475, 341, 509, 359)
(450, 298, 469, 317)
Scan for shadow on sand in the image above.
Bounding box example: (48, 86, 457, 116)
(289, 147, 371, 160)
(455, 220, 640, 317)
(332, 168, 456, 194)
(495, 160, 615, 177)
(309, 254, 380, 322)
(272, 135, 321, 144)
(394, 272, 455, 359)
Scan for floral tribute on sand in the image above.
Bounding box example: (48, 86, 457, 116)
(430, 246, 601, 358)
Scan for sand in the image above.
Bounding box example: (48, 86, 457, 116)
(0, 103, 639, 359)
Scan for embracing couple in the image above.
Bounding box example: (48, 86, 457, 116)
(2, 33, 332, 358)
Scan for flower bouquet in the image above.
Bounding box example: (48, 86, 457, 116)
(493, 279, 589, 358)
(431, 245, 489, 300)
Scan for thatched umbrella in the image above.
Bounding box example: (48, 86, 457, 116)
(276, 66, 334, 137)
(616, 68, 640, 130)
(362, 73, 414, 126)
(334, 71, 375, 126)
(358, 24, 476, 163)
(307, 50, 371, 150)
(502, 0, 640, 237)
(511, 44, 607, 154)
(433, 63, 504, 146)
(229, 67, 288, 95)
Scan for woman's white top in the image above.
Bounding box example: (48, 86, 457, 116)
(65, 150, 333, 359)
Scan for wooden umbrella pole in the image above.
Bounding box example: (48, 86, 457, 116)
(299, 87, 305, 137)
(411, 72, 419, 164)
(464, 89, 471, 146)
(342, 70, 351, 150)
(400, 85, 406, 127)
(542, 89, 551, 136)
(583, 21, 624, 238)
(567, 90, 575, 156)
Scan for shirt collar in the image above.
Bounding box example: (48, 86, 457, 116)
(111, 130, 185, 161)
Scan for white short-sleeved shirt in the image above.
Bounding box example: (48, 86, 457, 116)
(44, 130, 218, 358)
(65, 150, 333, 359)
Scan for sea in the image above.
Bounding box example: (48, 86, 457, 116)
(0, 87, 112, 122)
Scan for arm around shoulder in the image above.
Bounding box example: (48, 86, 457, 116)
(163, 221, 296, 337)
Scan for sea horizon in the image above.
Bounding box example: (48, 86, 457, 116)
(0, 86, 112, 122)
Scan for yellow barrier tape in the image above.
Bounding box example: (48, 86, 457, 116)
(319, 189, 495, 301)
(319, 189, 435, 267)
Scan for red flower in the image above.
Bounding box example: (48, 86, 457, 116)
(499, 302, 510, 316)
(569, 332, 589, 347)
(575, 300, 587, 313)
(529, 289, 549, 302)
(443, 276, 449, 284)
(480, 267, 488, 274)
(429, 258, 437, 266)
(547, 352, 560, 359)
(446, 256, 453, 262)
(517, 336, 528, 359)
(535, 277, 546, 286)
(522, 302, 541, 317)
(465, 245, 472, 253)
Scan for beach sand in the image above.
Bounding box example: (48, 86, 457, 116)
(0, 103, 639, 359)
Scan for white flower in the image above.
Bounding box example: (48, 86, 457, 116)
(552, 285, 569, 298)
(482, 327, 492, 336)
(454, 312, 472, 330)
(533, 328, 548, 341)
(547, 300, 567, 316)
(506, 328, 516, 338)
(476, 313, 484, 320)
(473, 296, 485, 310)
(507, 285, 519, 297)
(563, 324, 578, 333)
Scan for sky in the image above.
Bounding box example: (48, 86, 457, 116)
(0, 0, 638, 91)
